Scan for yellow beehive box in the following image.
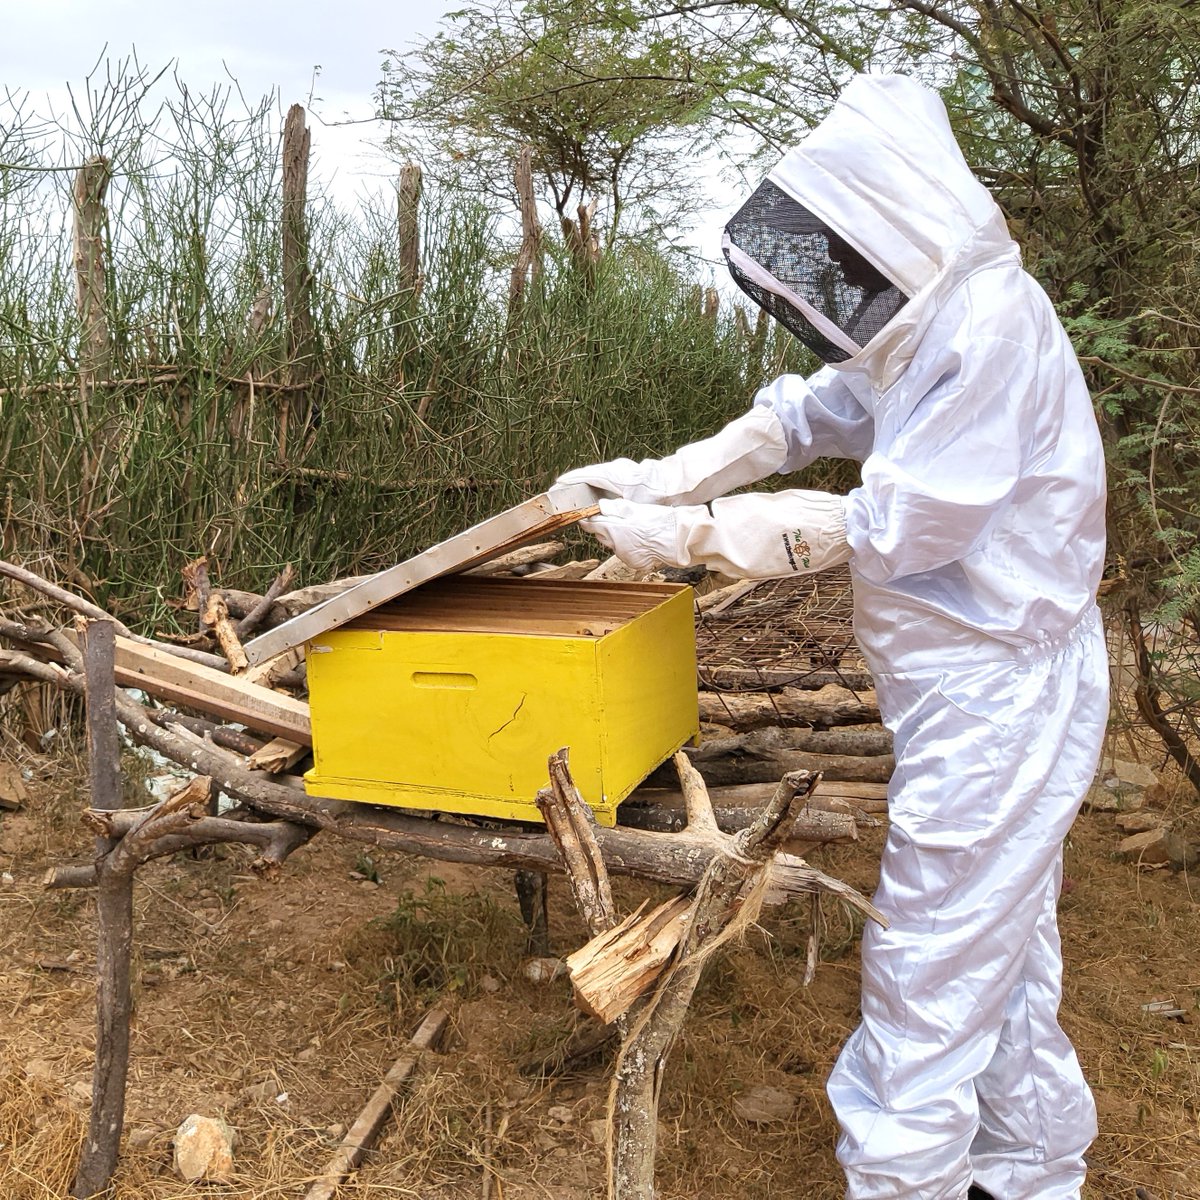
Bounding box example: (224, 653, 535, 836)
(303, 575, 698, 826)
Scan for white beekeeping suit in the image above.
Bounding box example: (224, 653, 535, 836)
(557, 73, 1108, 1200)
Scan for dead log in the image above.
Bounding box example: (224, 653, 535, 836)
(396, 162, 423, 304)
(692, 726, 893, 760)
(618, 790, 858, 842)
(147, 709, 267, 757)
(302, 1007, 448, 1200)
(700, 666, 874, 692)
(602, 769, 817, 1196)
(647, 745, 894, 788)
(698, 685, 880, 730)
(181, 557, 212, 634)
(202, 593, 249, 672)
(661, 779, 890, 812)
(508, 145, 543, 311)
(464, 541, 564, 575)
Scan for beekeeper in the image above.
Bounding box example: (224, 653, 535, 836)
(556, 74, 1108, 1200)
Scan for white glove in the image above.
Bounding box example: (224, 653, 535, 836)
(580, 490, 851, 579)
(552, 406, 788, 506)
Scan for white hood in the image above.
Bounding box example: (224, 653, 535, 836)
(769, 74, 1020, 391)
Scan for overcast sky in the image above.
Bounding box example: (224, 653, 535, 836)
(0, 0, 453, 202)
(0, 0, 735, 263)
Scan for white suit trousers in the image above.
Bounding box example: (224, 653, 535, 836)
(827, 612, 1108, 1199)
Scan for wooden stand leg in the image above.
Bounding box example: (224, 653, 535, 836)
(514, 869, 550, 956)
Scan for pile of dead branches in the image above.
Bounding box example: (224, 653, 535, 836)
(0, 549, 888, 1198)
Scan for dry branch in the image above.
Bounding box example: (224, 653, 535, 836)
(202, 592, 249, 672)
(234, 563, 295, 639)
(303, 1007, 449, 1200)
(0, 558, 228, 670)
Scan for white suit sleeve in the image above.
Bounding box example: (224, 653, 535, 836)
(753, 366, 875, 472)
(844, 336, 1031, 584)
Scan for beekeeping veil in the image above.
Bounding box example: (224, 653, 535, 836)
(722, 74, 1020, 380)
(723, 179, 909, 365)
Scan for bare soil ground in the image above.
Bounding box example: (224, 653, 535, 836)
(1, 750, 1198, 1199)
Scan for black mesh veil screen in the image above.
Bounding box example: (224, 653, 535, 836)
(723, 180, 908, 364)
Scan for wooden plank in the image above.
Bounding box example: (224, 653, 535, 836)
(247, 737, 308, 774)
(67, 633, 312, 744)
(242, 486, 601, 666)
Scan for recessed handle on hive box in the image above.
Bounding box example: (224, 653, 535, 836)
(411, 671, 478, 690)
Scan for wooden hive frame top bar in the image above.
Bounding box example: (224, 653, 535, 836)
(344, 576, 686, 640)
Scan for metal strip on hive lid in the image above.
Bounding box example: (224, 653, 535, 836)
(242, 484, 601, 666)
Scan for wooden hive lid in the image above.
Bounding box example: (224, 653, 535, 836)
(242, 486, 601, 666)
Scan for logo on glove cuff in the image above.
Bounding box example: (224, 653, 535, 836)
(780, 530, 812, 572)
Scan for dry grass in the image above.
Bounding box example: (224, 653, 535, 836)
(0, 754, 1198, 1199)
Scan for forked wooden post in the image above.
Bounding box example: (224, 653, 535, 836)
(71, 619, 126, 1199)
(509, 146, 542, 312)
(72, 154, 113, 534)
(280, 103, 316, 461)
(397, 162, 423, 301)
(538, 748, 817, 1200)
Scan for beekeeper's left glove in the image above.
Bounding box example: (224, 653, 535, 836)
(552, 406, 788, 507)
(580, 490, 851, 579)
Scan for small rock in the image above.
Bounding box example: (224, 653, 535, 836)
(733, 1085, 797, 1125)
(586, 1119, 609, 1147)
(1115, 812, 1161, 834)
(173, 1114, 236, 1182)
(241, 1078, 277, 1103)
(23, 1058, 55, 1081)
(1107, 759, 1157, 789)
(1164, 832, 1200, 872)
(68, 1080, 92, 1106)
(523, 956, 566, 985)
(126, 1126, 160, 1149)
(1, 871, 14, 886)
(297, 1047, 317, 1063)
(1117, 827, 1171, 866)
(1083, 784, 1122, 812)
(479, 974, 502, 994)
(325, 1122, 346, 1141)
(1142, 781, 1170, 807)
(547, 1104, 574, 1124)
(328, 960, 347, 972)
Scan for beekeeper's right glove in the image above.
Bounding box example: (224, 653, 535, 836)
(552, 406, 788, 507)
(580, 490, 850, 579)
